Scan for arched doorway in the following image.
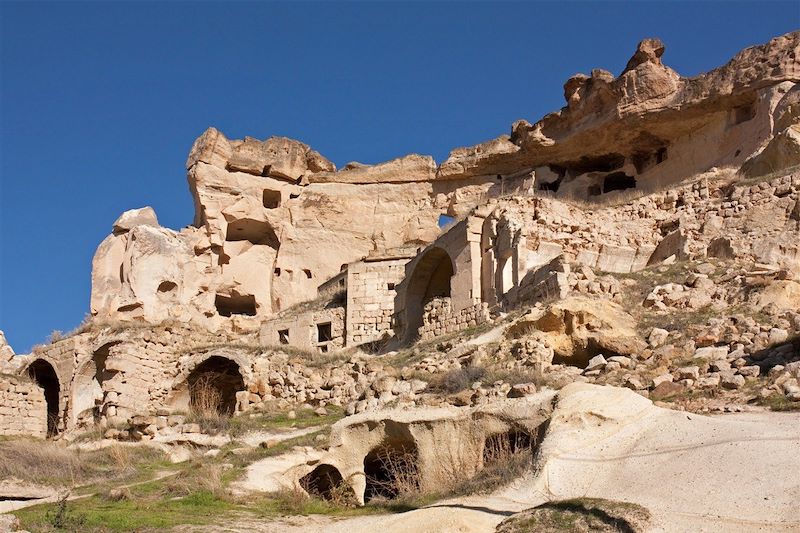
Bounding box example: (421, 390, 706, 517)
(28, 359, 60, 436)
(401, 247, 454, 342)
(187, 356, 245, 416)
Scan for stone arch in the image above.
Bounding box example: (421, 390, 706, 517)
(401, 247, 455, 341)
(27, 359, 61, 436)
(170, 355, 245, 416)
(71, 342, 119, 425)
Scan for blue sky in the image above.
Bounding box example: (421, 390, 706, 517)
(1, 1, 797, 352)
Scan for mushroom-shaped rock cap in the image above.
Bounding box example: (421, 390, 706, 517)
(623, 38, 666, 73)
(113, 207, 159, 235)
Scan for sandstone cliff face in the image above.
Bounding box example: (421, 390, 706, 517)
(89, 33, 799, 328)
(443, 32, 799, 193)
(90, 129, 516, 327)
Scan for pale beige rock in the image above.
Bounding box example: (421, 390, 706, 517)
(309, 154, 436, 184)
(112, 207, 158, 234)
(91, 33, 800, 329)
(226, 135, 335, 181)
(440, 32, 800, 199)
(742, 124, 800, 178)
(0, 330, 14, 363)
(752, 280, 800, 311)
(287, 392, 555, 505)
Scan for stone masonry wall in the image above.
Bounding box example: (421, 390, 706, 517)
(260, 307, 345, 353)
(346, 258, 408, 346)
(497, 171, 800, 278)
(419, 297, 490, 340)
(0, 375, 46, 437)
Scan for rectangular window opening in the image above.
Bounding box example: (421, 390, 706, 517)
(278, 329, 289, 345)
(317, 322, 332, 343)
(263, 189, 281, 209)
(215, 294, 257, 317)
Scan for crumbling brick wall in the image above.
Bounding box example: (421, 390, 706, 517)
(260, 307, 345, 353)
(419, 298, 490, 340)
(0, 375, 47, 437)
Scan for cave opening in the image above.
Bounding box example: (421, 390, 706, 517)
(215, 294, 257, 317)
(187, 356, 245, 416)
(602, 172, 636, 194)
(300, 464, 353, 501)
(363, 439, 419, 502)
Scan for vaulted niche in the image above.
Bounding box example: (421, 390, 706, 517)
(215, 294, 257, 317)
(225, 218, 279, 248)
(363, 438, 419, 502)
(300, 464, 353, 501)
(263, 189, 281, 209)
(187, 356, 245, 416)
(602, 172, 636, 194)
(402, 247, 454, 341)
(72, 342, 119, 424)
(28, 360, 60, 436)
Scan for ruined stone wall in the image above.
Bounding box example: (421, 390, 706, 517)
(419, 298, 490, 340)
(0, 375, 46, 437)
(493, 171, 800, 283)
(88, 34, 797, 336)
(260, 307, 345, 353)
(346, 258, 409, 346)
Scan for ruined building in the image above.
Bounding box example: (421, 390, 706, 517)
(1, 32, 798, 438)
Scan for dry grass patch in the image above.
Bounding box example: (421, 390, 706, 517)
(0, 439, 166, 488)
(427, 366, 486, 393)
(757, 393, 800, 412)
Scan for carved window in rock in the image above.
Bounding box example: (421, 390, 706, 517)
(215, 294, 257, 317)
(263, 190, 281, 209)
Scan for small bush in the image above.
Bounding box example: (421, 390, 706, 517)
(45, 493, 86, 530)
(758, 393, 800, 412)
(428, 366, 486, 393)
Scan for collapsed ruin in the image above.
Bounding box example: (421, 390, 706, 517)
(1, 32, 799, 439)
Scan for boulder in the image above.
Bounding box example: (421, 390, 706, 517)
(112, 207, 159, 234)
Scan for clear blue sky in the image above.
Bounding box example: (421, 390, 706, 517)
(1, 1, 797, 352)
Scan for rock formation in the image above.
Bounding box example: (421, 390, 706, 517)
(0, 331, 15, 374)
(0, 29, 796, 484)
(2, 32, 800, 533)
(87, 32, 799, 332)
